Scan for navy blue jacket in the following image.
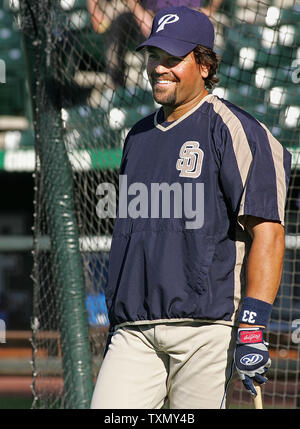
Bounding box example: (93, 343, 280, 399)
(105, 94, 291, 329)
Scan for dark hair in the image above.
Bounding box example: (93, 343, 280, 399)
(193, 45, 221, 89)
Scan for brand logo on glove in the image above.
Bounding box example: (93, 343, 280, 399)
(240, 353, 264, 366)
(240, 330, 263, 344)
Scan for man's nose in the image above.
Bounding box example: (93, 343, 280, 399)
(154, 62, 170, 74)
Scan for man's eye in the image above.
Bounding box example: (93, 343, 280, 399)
(168, 57, 181, 66)
(148, 52, 159, 59)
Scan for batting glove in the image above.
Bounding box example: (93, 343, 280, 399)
(234, 327, 271, 396)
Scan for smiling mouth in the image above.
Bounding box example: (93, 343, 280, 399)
(153, 80, 177, 88)
(156, 80, 174, 84)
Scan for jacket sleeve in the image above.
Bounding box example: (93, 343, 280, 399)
(215, 113, 292, 228)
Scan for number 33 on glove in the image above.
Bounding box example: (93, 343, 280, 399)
(234, 327, 271, 396)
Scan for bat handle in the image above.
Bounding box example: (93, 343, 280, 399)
(253, 382, 263, 409)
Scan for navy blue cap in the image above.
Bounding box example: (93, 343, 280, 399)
(136, 6, 215, 56)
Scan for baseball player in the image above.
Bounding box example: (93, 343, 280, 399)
(91, 6, 291, 409)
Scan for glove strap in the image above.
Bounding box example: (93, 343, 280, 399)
(239, 297, 272, 327)
(237, 327, 264, 344)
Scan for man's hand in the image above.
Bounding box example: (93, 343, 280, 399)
(234, 327, 271, 396)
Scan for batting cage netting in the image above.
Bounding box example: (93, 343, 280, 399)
(3, 0, 299, 408)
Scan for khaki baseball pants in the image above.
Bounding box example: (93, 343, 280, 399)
(90, 321, 237, 409)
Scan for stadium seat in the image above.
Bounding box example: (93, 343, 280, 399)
(284, 85, 300, 107)
(275, 128, 299, 148)
(62, 105, 122, 149)
(124, 106, 152, 128)
(279, 104, 300, 133)
(227, 23, 262, 49)
(0, 47, 26, 77)
(221, 83, 266, 111)
(247, 103, 281, 128)
(64, 122, 122, 150)
(1, 128, 35, 149)
(62, 104, 101, 126)
(61, 2, 138, 73)
(0, 3, 29, 117)
(0, 76, 25, 115)
(106, 105, 152, 138)
(277, 7, 300, 26)
(222, 24, 262, 66)
(0, 1, 28, 118)
(275, 45, 298, 68)
(256, 45, 292, 68)
(264, 85, 300, 123)
(0, 25, 21, 50)
(218, 63, 240, 80)
(51, 2, 107, 74)
(254, 65, 296, 90)
(278, 24, 300, 47)
(59, 0, 87, 12)
(19, 129, 35, 147)
(265, 5, 300, 27)
(221, 88, 245, 107)
(219, 62, 257, 88)
(254, 26, 299, 74)
(0, 4, 27, 80)
(67, 8, 91, 31)
(239, 84, 266, 102)
(267, 86, 289, 109)
(242, 85, 265, 104)
(0, 7, 13, 27)
(64, 28, 106, 72)
(110, 87, 155, 109)
(221, 20, 299, 86)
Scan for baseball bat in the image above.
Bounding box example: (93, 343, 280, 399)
(253, 383, 263, 409)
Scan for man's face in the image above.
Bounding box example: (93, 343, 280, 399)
(146, 47, 208, 110)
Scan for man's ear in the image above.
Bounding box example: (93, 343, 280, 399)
(199, 64, 209, 78)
